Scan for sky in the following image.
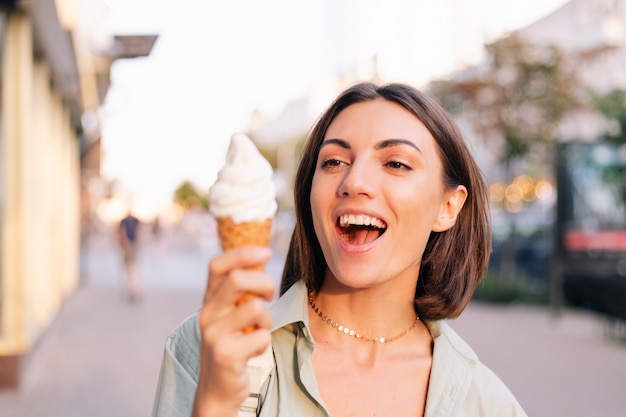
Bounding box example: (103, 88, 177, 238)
(99, 0, 570, 220)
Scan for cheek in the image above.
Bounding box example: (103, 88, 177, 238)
(310, 173, 323, 212)
(396, 187, 443, 230)
(310, 174, 328, 234)
(310, 169, 339, 205)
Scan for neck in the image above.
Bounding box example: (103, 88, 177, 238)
(309, 283, 419, 343)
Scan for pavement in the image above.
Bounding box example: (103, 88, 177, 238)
(0, 226, 625, 417)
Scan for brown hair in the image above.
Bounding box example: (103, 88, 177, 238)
(280, 82, 492, 320)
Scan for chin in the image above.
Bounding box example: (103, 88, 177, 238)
(327, 266, 382, 289)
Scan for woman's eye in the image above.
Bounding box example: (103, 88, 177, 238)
(321, 158, 344, 168)
(385, 160, 411, 170)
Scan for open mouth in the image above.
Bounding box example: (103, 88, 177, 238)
(337, 214, 387, 245)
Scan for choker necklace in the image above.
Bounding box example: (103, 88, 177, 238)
(308, 292, 420, 344)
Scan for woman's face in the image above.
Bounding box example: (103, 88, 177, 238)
(310, 99, 466, 291)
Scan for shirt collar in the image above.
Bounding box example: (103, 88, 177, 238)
(270, 279, 310, 332)
(426, 320, 478, 363)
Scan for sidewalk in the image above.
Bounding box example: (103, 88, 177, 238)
(452, 301, 626, 416)
(0, 228, 287, 417)
(0, 231, 209, 417)
(0, 229, 624, 416)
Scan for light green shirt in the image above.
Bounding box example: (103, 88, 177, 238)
(152, 280, 527, 416)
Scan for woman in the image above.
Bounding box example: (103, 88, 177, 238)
(152, 82, 527, 417)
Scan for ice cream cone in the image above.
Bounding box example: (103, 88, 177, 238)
(216, 216, 273, 332)
(216, 217, 274, 268)
(209, 133, 277, 333)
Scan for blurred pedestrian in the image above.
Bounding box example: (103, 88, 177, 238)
(152, 82, 527, 416)
(117, 210, 142, 302)
(151, 215, 165, 253)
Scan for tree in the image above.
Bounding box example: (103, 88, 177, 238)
(593, 88, 626, 144)
(430, 35, 584, 282)
(431, 34, 582, 171)
(592, 89, 626, 206)
(173, 180, 209, 211)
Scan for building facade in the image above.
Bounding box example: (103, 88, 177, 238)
(516, 0, 626, 141)
(0, 0, 156, 388)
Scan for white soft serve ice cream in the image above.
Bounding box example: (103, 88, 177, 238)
(209, 133, 278, 223)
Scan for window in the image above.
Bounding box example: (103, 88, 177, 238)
(560, 142, 626, 252)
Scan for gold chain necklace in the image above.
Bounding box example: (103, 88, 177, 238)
(308, 293, 420, 344)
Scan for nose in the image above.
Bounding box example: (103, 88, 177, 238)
(338, 159, 377, 198)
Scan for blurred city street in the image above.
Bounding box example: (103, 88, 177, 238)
(2, 2, 626, 417)
(0, 225, 624, 417)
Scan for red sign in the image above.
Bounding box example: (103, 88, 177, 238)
(564, 230, 626, 252)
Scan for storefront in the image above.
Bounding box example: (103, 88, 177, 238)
(556, 141, 626, 320)
(0, 4, 82, 389)
(0, 1, 157, 389)
(0, 6, 8, 356)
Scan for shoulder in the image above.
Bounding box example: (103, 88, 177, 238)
(465, 362, 528, 416)
(427, 320, 527, 416)
(152, 314, 201, 416)
(168, 312, 201, 347)
(427, 320, 478, 362)
(165, 312, 202, 377)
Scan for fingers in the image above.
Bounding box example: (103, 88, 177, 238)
(237, 293, 261, 333)
(200, 246, 275, 334)
(205, 246, 273, 301)
(209, 246, 272, 277)
(195, 294, 273, 410)
(199, 295, 273, 340)
(196, 288, 273, 383)
(192, 326, 272, 416)
(203, 264, 276, 310)
(210, 328, 272, 373)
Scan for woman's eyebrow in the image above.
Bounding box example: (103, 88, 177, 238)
(321, 138, 423, 155)
(375, 138, 423, 155)
(320, 138, 350, 149)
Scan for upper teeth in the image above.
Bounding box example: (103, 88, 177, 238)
(339, 214, 386, 229)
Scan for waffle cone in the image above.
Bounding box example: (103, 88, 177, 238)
(216, 217, 273, 273)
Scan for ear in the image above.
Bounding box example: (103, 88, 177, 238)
(432, 185, 468, 232)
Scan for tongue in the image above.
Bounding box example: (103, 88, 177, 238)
(345, 226, 380, 245)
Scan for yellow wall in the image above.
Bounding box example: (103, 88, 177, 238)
(0, 10, 81, 356)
